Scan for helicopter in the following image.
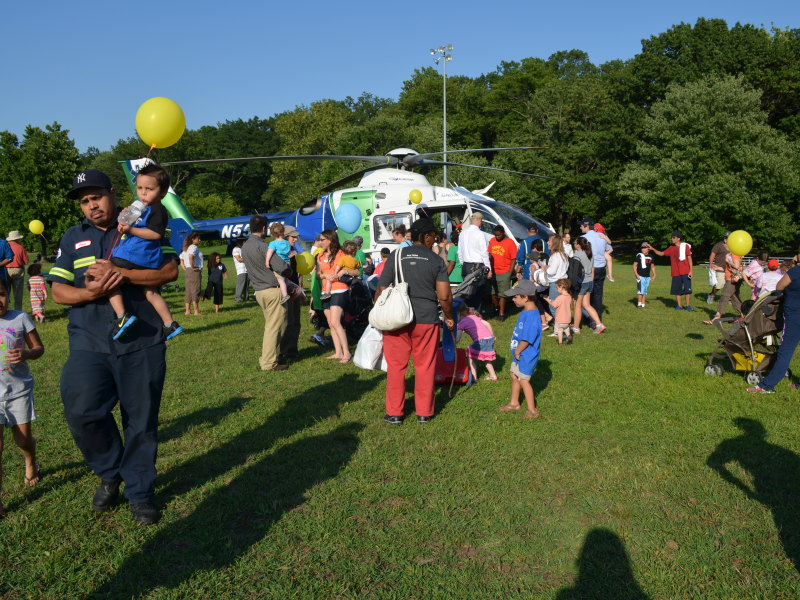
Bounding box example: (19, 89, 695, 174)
(121, 145, 577, 258)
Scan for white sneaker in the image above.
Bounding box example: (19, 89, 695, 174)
(608, 276, 615, 282)
(547, 332, 559, 337)
(707, 295, 715, 304)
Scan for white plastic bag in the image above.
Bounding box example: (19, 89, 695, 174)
(369, 248, 414, 331)
(707, 268, 717, 287)
(354, 325, 384, 370)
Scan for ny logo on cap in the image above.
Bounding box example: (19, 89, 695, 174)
(77, 173, 86, 183)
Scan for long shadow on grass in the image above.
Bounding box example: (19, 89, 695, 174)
(181, 318, 248, 335)
(155, 374, 381, 502)
(555, 528, 650, 599)
(707, 418, 800, 573)
(159, 397, 252, 443)
(90, 422, 363, 599)
(533, 358, 552, 394)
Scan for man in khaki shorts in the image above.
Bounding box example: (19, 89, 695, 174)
(708, 232, 730, 304)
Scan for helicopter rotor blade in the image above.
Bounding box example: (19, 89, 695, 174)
(413, 160, 592, 187)
(161, 155, 398, 167)
(407, 147, 549, 164)
(319, 163, 395, 194)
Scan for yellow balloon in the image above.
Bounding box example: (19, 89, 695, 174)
(29, 220, 44, 235)
(135, 97, 186, 149)
(727, 230, 753, 257)
(295, 251, 315, 276)
(409, 189, 423, 204)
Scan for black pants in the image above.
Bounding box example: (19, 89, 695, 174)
(461, 262, 485, 311)
(204, 280, 224, 305)
(591, 266, 606, 321)
(280, 296, 302, 355)
(60, 345, 167, 504)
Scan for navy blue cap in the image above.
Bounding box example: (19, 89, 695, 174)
(67, 169, 113, 199)
(578, 217, 594, 227)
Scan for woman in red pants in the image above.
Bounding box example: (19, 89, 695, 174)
(374, 219, 455, 425)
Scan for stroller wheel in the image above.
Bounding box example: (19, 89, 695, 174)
(745, 371, 762, 386)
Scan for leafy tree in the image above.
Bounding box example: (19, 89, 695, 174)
(618, 75, 800, 251)
(0, 122, 79, 253)
(182, 193, 243, 221)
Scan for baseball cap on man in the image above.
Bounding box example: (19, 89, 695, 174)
(578, 217, 594, 227)
(671, 231, 683, 239)
(67, 169, 113, 199)
(409, 218, 437, 238)
(352, 236, 364, 246)
(640, 241, 649, 248)
(504, 280, 538, 298)
(768, 259, 779, 269)
(526, 223, 538, 232)
(724, 231, 731, 238)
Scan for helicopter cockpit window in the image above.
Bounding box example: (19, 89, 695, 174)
(374, 213, 411, 244)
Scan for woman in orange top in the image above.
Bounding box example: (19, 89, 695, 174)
(315, 229, 359, 363)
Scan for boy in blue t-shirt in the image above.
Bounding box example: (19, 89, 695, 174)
(265, 222, 294, 305)
(108, 164, 182, 341)
(500, 280, 542, 419)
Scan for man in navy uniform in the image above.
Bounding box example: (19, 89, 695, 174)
(48, 169, 178, 525)
(515, 223, 541, 281)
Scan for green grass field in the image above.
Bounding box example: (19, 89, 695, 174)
(2, 251, 800, 599)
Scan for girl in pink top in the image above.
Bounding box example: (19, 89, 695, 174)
(456, 303, 498, 381)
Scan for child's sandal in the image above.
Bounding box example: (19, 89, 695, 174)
(484, 376, 499, 381)
(522, 410, 540, 420)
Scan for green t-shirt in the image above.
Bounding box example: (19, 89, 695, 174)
(447, 244, 462, 283)
(355, 249, 367, 277)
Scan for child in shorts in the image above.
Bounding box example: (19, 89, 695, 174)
(322, 241, 359, 299)
(456, 302, 498, 381)
(0, 277, 45, 517)
(108, 163, 182, 341)
(545, 279, 573, 345)
(265, 222, 295, 305)
(499, 280, 542, 419)
(633, 242, 656, 308)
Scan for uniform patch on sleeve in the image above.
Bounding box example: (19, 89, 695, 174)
(75, 240, 92, 250)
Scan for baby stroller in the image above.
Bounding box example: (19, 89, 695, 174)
(343, 281, 373, 343)
(453, 266, 490, 300)
(705, 291, 791, 385)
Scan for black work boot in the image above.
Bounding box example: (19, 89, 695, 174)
(130, 503, 159, 526)
(92, 479, 121, 512)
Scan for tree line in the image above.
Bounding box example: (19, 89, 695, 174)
(1, 18, 798, 251)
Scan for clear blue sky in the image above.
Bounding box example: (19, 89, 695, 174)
(2, 0, 797, 153)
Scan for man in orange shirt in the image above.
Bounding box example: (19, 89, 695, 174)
(488, 225, 518, 322)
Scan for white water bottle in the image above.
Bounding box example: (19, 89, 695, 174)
(119, 200, 145, 225)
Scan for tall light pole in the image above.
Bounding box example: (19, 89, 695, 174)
(431, 45, 453, 188)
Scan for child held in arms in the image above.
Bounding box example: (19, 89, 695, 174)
(498, 281, 542, 419)
(323, 241, 360, 298)
(758, 259, 783, 297)
(108, 164, 182, 341)
(265, 222, 296, 305)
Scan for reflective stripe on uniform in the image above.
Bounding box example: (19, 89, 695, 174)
(73, 256, 97, 269)
(49, 267, 75, 282)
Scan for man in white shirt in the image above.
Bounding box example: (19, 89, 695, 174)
(232, 238, 250, 303)
(458, 212, 493, 310)
(578, 217, 610, 324)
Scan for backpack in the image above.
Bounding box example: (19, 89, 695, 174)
(566, 256, 584, 293)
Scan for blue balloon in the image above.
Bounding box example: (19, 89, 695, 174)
(335, 202, 362, 234)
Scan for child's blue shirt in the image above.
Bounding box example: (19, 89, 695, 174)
(510, 307, 542, 376)
(268, 239, 292, 262)
(112, 204, 167, 269)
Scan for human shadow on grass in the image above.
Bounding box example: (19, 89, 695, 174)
(707, 418, 800, 573)
(181, 318, 248, 335)
(686, 333, 704, 340)
(155, 374, 381, 503)
(89, 422, 363, 599)
(555, 528, 650, 600)
(533, 358, 553, 395)
(159, 397, 253, 443)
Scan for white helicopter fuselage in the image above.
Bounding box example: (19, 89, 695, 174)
(329, 168, 554, 263)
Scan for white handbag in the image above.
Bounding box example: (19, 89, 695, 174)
(368, 248, 414, 331)
(707, 267, 717, 287)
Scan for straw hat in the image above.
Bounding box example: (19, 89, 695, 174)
(6, 230, 23, 242)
